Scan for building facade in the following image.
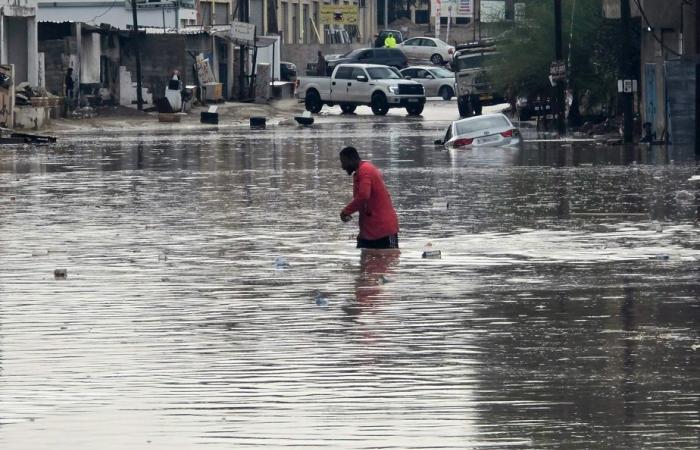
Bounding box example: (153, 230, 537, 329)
(254, 0, 376, 45)
(1, 0, 39, 86)
(37, 0, 198, 30)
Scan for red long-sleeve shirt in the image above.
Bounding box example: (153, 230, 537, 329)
(342, 160, 399, 240)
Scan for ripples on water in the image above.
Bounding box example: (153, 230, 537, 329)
(0, 122, 698, 449)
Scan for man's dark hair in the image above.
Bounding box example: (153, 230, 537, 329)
(340, 146, 361, 162)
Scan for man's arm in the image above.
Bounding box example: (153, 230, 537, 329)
(342, 171, 372, 216)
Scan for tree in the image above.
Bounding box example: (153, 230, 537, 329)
(491, 0, 640, 118)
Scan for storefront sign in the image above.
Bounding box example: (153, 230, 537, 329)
(432, 0, 473, 18)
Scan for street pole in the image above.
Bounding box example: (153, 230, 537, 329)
(239, 0, 249, 100)
(695, 0, 700, 156)
(554, 0, 566, 135)
(384, 0, 388, 29)
(620, 0, 634, 144)
(130, 0, 143, 110)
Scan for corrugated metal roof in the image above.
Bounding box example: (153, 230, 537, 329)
(142, 25, 231, 35)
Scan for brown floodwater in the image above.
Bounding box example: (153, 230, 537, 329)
(0, 110, 699, 449)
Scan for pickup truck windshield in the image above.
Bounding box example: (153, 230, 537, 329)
(367, 67, 401, 80)
(456, 53, 499, 71)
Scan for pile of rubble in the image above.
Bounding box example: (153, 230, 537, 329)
(15, 83, 59, 106)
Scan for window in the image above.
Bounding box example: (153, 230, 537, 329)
(404, 38, 420, 46)
(367, 67, 401, 80)
(416, 69, 430, 78)
(421, 39, 437, 47)
(402, 68, 417, 77)
(357, 50, 372, 60)
(350, 67, 366, 79)
(430, 67, 454, 78)
(335, 67, 354, 79)
(455, 53, 500, 71)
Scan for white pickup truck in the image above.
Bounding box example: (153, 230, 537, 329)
(295, 63, 426, 116)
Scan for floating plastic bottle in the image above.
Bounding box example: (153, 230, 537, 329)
(314, 291, 329, 306)
(422, 242, 442, 259)
(274, 256, 290, 268)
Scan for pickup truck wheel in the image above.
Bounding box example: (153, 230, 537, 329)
(371, 93, 389, 116)
(340, 104, 357, 114)
(458, 96, 472, 118)
(305, 90, 323, 113)
(431, 54, 444, 65)
(406, 103, 424, 116)
(439, 86, 453, 101)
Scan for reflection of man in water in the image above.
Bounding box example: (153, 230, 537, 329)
(355, 249, 400, 305)
(339, 146, 399, 249)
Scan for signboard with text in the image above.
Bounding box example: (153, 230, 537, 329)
(550, 60, 567, 81)
(320, 4, 358, 25)
(230, 21, 256, 46)
(431, 0, 473, 18)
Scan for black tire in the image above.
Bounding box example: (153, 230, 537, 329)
(458, 96, 472, 118)
(371, 93, 389, 116)
(305, 90, 322, 113)
(439, 86, 454, 101)
(340, 103, 357, 114)
(431, 54, 444, 65)
(406, 103, 424, 116)
(472, 95, 483, 116)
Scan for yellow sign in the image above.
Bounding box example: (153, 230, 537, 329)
(320, 4, 358, 25)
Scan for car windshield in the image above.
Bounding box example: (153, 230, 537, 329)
(455, 115, 511, 135)
(456, 53, 499, 71)
(430, 67, 454, 78)
(367, 67, 401, 80)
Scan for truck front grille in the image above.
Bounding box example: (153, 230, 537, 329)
(398, 84, 424, 96)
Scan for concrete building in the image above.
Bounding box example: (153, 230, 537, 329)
(604, 0, 697, 146)
(37, 0, 198, 30)
(257, 0, 376, 45)
(1, 0, 39, 86)
(199, 0, 231, 25)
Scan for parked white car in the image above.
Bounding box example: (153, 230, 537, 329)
(436, 113, 522, 149)
(398, 37, 455, 65)
(400, 66, 456, 100)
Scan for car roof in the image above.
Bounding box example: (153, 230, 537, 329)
(338, 63, 395, 68)
(453, 113, 510, 125)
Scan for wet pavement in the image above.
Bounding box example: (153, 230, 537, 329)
(1, 100, 699, 449)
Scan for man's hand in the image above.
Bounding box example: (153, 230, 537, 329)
(340, 211, 352, 222)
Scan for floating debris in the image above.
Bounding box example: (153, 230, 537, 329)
(313, 291, 329, 306)
(649, 254, 670, 261)
(422, 242, 442, 259)
(54, 268, 67, 279)
(274, 256, 289, 268)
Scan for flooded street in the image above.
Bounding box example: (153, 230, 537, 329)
(1, 102, 699, 449)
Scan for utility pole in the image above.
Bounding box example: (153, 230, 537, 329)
(238, 0, 249, 100)
(695, 0, 700, 155)
(554, 0, 566, 135)
(620, 0, 634, 143)
(384, 0, 388, 29)
(130, 0, 143, 110)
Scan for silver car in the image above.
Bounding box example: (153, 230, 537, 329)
(400, 66, 456, 100)
(436, 113, 522, 149)
(398, 37, 455, 65)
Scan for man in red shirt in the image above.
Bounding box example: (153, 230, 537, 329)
(339, 146, 399, 249)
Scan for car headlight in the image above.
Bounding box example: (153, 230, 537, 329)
(388, 85, 399, 94)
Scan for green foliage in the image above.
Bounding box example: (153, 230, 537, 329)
(492, 0, 640, 109)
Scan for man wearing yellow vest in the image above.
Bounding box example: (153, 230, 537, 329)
(384, 33, 397, 48)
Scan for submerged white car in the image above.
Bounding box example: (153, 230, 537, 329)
(436, 113, 522, 149)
